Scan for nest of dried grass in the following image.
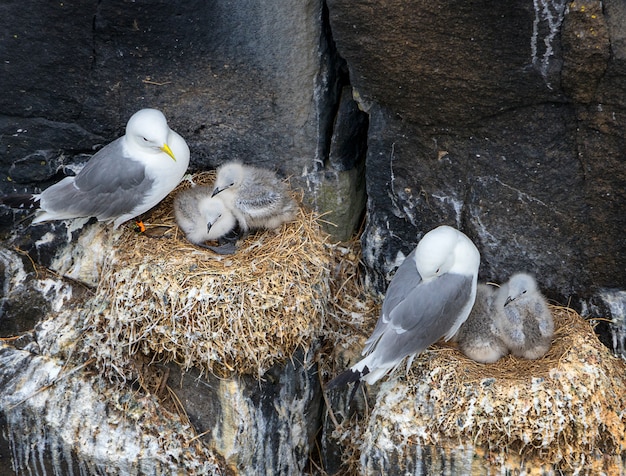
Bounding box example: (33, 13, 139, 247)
(319, 241, 626, 473)
(359, 306, 626, 472)
(89, 172, 332, 380)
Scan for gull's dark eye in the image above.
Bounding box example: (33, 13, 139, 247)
(143, 137, 149, 142)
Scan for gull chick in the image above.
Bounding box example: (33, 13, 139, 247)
(327, 225, 481, 388)
(453, 284, 508, 363)
(494, 273, 554, 360)
(211, 161, 297, 232)
(1, 108, 190, 229)
(174, 185, 238, 248)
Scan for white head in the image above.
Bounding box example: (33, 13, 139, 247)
(125, 108, 177, 161)
(198, 196, 237, 240)
(501, 273, 538, 306)
(212, 161, 245, 196)
(414, 225, 480, 280)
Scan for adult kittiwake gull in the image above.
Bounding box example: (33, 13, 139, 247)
(1, 108, 189, 229)
(211, 161, 297, 232)
(493, 273, 554, 360)
(326, 225, 481, 388)
(453, 283, 508, 363)
(173, 185, 239, 253)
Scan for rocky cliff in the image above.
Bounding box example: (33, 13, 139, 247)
(1, 0, 625, 474)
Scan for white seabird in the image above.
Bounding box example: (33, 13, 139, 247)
(327, 225, 481, 388)
(493, 273, 554, 360)
(173, 185, 238, 248)
(4, 108, 190, 229)
(211, 161, 297, 232)
(453, 283, 508, 364)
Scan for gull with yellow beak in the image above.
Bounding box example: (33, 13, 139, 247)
(327, 225, 481, 389)
(2, 108, 189, 228)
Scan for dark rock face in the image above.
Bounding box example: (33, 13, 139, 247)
(1, 1, 623, 302)
(327, 0, 566, 126)
(360, 101, 589, 295)
(0, 0, 341, 185)
(327, 0, 626, 308)
(166, 347, 322, 475)
(0, 0, 365, 244)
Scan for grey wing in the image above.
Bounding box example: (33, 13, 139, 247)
(366, 273, 473, 369)
(41, 138, 153, 220)
(503, 305, 523, 325)
(74, 139, 147, 193)
(363, 249, 422, 353)
(390, 273, 472, 336)
(381, 249, 423, 315)
(236, 182, 285, 217)
(537, 309, 554, 337)
(500, 306, 526, 346)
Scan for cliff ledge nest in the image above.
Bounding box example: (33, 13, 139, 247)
(332, 305, 626, 474)
(91, 172, 331, 380)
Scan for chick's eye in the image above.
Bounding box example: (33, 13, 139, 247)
(143, 137, 149, 142)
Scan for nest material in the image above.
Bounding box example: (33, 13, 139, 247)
(319, 243, 626, 473)
(91, 172, 332, 379)
(361, 306, 626, 472)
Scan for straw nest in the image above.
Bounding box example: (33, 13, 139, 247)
(331, 304, 626, 473)
(89, 172, 332, 380)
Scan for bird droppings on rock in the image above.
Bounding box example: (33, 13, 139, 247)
(327, 304, 626, 474)
(2, 209, 626, 474)
(84, 172, 332, 381)
(0, 344, 224, 476)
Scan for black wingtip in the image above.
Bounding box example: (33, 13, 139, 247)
(0, 194, 38, 210)
(325, 370, 360, 391)
(325, 365, 369, 391)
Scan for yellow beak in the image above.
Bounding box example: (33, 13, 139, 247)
(160, 143, 176, 161)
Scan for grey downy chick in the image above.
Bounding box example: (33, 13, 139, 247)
(174, 185, 239, 254)
(211, 161, 297, 233)
(453, 283, 509, 363)
(493, 273, 554, 360)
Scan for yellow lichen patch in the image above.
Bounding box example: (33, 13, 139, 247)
(362, 306, 626, 473)
(87, 172, 332, 380)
